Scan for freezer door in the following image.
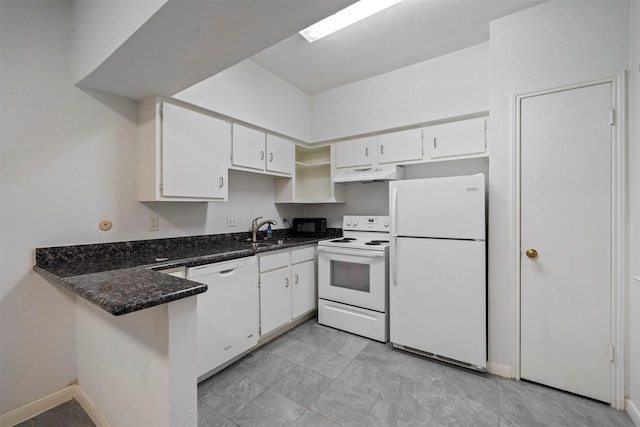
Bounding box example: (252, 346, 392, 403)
(390, 237, 486, 369)
(390, 174, 485, 240)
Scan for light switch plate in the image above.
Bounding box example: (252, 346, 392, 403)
(149, 215, 159, 231)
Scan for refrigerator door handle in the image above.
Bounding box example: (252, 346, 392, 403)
(391, 237, 398, 287)
(391, 187, 398, 236)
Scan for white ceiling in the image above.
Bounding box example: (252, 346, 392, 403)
(251, 0, 546, 94)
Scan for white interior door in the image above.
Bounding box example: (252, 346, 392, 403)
(519, 82, 612, 403)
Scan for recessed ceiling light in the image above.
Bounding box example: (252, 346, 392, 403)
(299, 0, 404, 43)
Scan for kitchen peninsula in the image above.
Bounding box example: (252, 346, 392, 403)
(33, 232, 331, 427)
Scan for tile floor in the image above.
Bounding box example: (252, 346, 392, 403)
(197, 320, 634, 427)
(18, 319, 636, 427)
(15, 398, 95, 427)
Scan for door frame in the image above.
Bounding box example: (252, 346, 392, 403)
(512, 73, 627, 409)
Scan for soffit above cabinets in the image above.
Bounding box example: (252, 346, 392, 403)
(251, 0, 547, 94)
(75, 0, 356, 100)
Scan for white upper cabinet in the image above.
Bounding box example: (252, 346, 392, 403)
(137, 98, 230, 202)
(335, 136, 375, 168)
(231, 124, 266, 171)
(423, 117, 486, 159)
(266, 134, 294, 175)
(231, 124, 293, 176)
(377, 128, 423, 164)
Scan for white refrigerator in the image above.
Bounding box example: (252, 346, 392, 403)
(389, 174, 486, 370)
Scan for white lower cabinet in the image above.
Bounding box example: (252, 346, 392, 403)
(259, 245, 316, 336)
(187, 257, 258, 380)
(291, 259, 315, 319)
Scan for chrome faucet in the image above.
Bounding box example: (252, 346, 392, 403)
(251, 217, 277, 242)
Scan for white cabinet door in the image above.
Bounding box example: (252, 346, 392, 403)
(260, 268, 291, 335)
(335, 137, 375, 168)
(291, 260, 315, 319)
(161, 102, 230, 199)
(377, 129, 423, 164)
(424, 118, 486, 159)
(232, 124, 266, 171)
(266, 134, 293, 175)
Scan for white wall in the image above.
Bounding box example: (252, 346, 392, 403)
(76, 296, 197, 427)
(489, 0, 630, 377)
(174, 59, 312, 142)
(308, 158, 489, 228)
(310, 43, 490, 143)
(0, 0, 302, 415)
(71, 0, 166, 84)
(628, 0, 640, 422)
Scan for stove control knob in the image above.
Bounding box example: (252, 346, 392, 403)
(384, 220, 390, 227)
(353, 220, 358, 226)
(346, 220, 352, 226)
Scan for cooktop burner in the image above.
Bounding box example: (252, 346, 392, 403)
(365, 240, 390, 246)
(331, 237, 357, 243)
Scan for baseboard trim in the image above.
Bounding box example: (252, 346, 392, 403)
(487, 362, 512, 378)
(0, 385, 110, 427)
(74, 385, 111, 427)
(626, 398, 640, 427)
(0, 386, 75, 427)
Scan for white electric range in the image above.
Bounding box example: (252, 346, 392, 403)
(317, 215, 390, 342)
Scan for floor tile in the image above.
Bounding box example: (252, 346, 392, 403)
(198, 400, 238, 427)
(15, 399, 95, 427)
(269, 365, 333, 407)
(309, 381, 379, 427)
(199, 375, 266, 418)
(442, 365, 500, 411)
(234, 351, 296, 388)
(432, 392, 500, 426)
(324, 331, 370, 358)
(299, 347, 352, 379)
(266, 336, 320, 365)
(333, 358, 401, 400)
(370, 399, 433, 427)
(230, 390, 305, 427)
(290, 409, 341, 427)
(288, 320, 340, 347)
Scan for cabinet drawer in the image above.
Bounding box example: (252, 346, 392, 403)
(291, 246, 315, 264)
(259, 251, 290, 272)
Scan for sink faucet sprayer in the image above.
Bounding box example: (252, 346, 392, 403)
(251, 217, 278, 242)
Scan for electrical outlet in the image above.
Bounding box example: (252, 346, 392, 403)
(226, 215, 237, 227)
(149, 215, 159, 231)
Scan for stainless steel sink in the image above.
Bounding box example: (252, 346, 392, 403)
(251, 240, 285, 249)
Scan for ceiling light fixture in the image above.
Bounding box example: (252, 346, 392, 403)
(299, 0, 404, 43)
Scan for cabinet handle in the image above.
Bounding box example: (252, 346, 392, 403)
(433, 137, 437, 148)
(380, 145, 384, 155)
(260, 150, 265, 160)
(224, 345, 232, 350)
(269, 152, 273, 162)
(365, 147, 369, 157)
(285, 277, 289, 288)
(219, 177, 224, 188)
(295, 274, 299, 284)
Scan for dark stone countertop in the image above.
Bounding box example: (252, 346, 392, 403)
(34, 230, 340, 316)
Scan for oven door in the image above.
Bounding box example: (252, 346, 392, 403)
(317, 246, 388, 312)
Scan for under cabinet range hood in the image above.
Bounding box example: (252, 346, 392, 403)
(333, 164, 405, 183)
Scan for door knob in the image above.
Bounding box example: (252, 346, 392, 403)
(525, 248, 538, 259)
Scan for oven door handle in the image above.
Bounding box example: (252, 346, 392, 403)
(317, 246, 387, 258)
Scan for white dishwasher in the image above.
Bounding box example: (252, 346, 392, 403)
(187, 256, 258, 381)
